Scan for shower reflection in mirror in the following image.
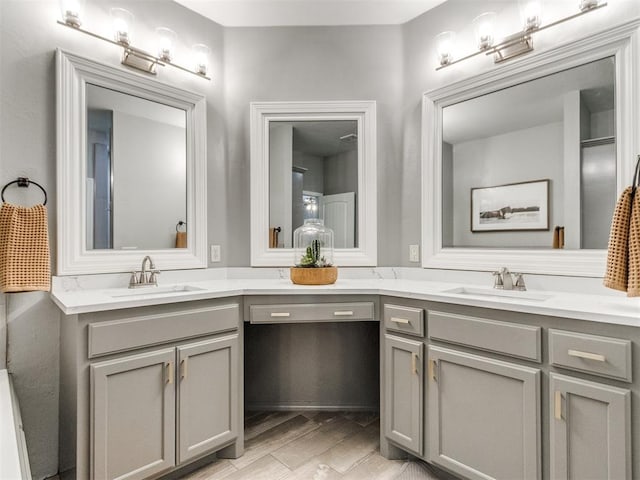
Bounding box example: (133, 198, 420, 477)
(269, 120, 358, 249)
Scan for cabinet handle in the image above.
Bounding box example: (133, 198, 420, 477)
(334, 311, 354, 316)
(270, 312, 291, 318)
(428, 359, 438, 382)
(411, 353, 419, 375)
(166, 362, 174, 384)
(567, 349, 606, 362)
(181, 358, 188, 380)
(390, 317, 410, 324)
(554, 391, 563, 420)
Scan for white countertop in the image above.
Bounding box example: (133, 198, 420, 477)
(50, 270, 640, 327)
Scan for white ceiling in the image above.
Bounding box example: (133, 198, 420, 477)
(174, 0, 447, 27)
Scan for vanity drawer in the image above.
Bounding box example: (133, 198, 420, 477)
(249, 302, 374, 324)
(428, 311, 541, 362)
(383, 304, 424, 337)
(549, 329, 632, 382)
(88, 303, 240, 358)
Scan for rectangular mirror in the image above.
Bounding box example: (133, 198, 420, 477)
(57, 49, 207, 275)
(269, 120, 359, 249)
(86, 84, 188, 250)
(442, 57, 615, 250)
(422, 24, 639, 277)
(250, 101, 377, 266)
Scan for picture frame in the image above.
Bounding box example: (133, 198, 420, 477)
(471, 179, 550, 232)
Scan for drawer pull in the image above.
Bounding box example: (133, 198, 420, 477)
(334, 311, 354, 316)
(568, 349, 606, 362)
(270, 312, 291, 318)
(390, 317, 410, 325)
(166, 362, 174, 385)
(554, 391, 563, 420)
(428, 359, 438, 382)
(181, 358, 188, 380)
(411, 353, 419, 375)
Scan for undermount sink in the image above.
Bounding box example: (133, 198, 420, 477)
(442, 286, 553, 302)
(109, 285, 205, 298)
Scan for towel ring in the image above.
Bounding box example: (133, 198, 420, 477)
(176, 221, 187, 232)
(1, 177, 47, 206)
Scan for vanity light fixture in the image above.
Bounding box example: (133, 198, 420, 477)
(57, 2, 211, 80)
(435, 1, 607, 70)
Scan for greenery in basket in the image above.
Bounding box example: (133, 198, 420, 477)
(296, 239, 332, 268)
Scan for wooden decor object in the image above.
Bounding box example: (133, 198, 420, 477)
(290, 266, 338, 285)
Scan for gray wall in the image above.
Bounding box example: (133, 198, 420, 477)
(324, 149, 358, 197)
(451, 122, 564, 248)
(0, 1, 224, 477)
(223, 25, 404, 266)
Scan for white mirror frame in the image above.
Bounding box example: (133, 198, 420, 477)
(56, 49, 207, 275)
(422, 20, 640, 277)
(250, 101, 377, 266)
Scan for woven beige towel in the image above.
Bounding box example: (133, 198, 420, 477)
(0, 203, 51, 293)
(628, 192, 640, 296)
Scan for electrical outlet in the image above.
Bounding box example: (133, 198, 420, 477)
(210, 245, 221, 262)
(409, 244, 420, 263)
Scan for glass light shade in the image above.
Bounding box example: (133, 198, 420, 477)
(59, 0, 85, 27)
(156, 27, 177, 62)
(110, 7, 134, 46)
(192, 44, 210, 75)
(473, 12, 496, 50)
(520, 1, 542, 31)
(293, 219, 334, 268)
(435, 31, 456, 66)
(579, 0, 599, 11)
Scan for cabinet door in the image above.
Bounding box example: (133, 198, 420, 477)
(383, 334, 423, 454)
(91, 348, 176, 480)
(427, 346, 540, 480)
(177, 334, 239, 463)
(550, 373, 631, 480)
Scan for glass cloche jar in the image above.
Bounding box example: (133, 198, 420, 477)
(290, 219, 337, 285)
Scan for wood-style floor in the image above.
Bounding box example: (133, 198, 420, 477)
(180, 411, 439, 480)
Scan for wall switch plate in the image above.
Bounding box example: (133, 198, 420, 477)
(210, 245, 221, 262)
(409, 244, 420, 263)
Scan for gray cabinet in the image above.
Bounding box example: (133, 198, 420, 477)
(91, 335, 240, 480)
(177, 334, 239, 463)
(549, 373, 631, 480)
(91, 348, 176, 480)
(383, 334, 423, 455)
(427, 345, 541, 480)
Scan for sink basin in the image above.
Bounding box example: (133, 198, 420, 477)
(442, 286, 552, 302)
(109, 285, 205, 298)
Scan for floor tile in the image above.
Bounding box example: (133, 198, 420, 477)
(272, 416, 362, 470)
(231, 414, 320, 470)
(244, 411, 302, 441)
(316, 422, 380, 473)
(342, 452, 406, 480)
(223, 455, 290, 480)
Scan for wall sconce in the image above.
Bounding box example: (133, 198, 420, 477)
(435, 1, 607, 70)
(57, 1, 211, 80)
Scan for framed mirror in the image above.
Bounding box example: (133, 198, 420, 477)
(422, 22, 639, 277)
(56, 49, 207, 274)
(250, 101, 377, 266)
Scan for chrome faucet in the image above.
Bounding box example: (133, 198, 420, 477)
(129, 256, 160, 288)
(493, 267, 526, 291)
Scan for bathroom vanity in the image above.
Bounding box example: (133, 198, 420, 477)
(52, 276, 640, 480)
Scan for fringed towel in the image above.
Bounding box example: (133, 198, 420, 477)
(0, 203, 51, 293)
(604, 156, 640, 296)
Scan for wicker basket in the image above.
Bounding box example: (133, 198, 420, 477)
(290, 266, 338, 285)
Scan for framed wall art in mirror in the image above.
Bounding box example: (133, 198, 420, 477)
(56, 49, 207, 275)
(422, 20, 640, 277)
(250, 101, 377, 266)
